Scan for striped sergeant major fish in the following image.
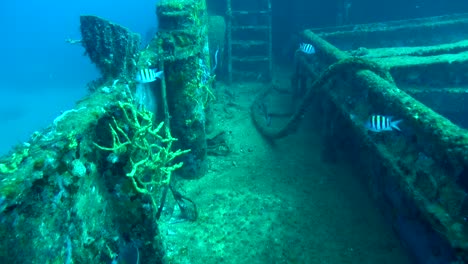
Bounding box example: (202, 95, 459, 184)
(135, 68, 163, 83)
(299, 43, 316, 54)
(365, 115, 402, 132)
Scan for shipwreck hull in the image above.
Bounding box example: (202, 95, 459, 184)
(296, 14, 468, 263)
(0, 0, 210, 262)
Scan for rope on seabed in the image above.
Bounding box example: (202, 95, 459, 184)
(250, 57, 395, 140)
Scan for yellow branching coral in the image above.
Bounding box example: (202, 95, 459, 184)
(95, 102, 190, 208)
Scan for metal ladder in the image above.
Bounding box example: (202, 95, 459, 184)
(226, 0, 272, 84)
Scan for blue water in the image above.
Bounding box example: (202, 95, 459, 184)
(0, 0, 159, 155)
(1, 0, 468, 157)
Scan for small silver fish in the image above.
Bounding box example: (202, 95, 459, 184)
(299, 43, 316, 54)
(365, 115, 402, 132)
(135, 68, 163, 83)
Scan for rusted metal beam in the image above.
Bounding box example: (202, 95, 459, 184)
(299, 29, 468, 262)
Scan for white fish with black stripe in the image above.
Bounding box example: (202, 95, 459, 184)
(365, 115, 402, 132)
(299, 43, 316, 55)
(135, 68, 163, 83)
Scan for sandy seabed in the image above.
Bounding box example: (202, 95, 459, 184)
(159, 81, 413, 264)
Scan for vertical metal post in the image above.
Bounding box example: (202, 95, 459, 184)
(267, 0, 273, 81)
(157, 0, 211, 178)
(226, 0, 232, 85)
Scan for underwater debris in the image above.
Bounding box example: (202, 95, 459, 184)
(265, 27, 468, 263)
(79, 15, 140, 82)
(0, 76, 194, 262)
(251, 56, 391, 140)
